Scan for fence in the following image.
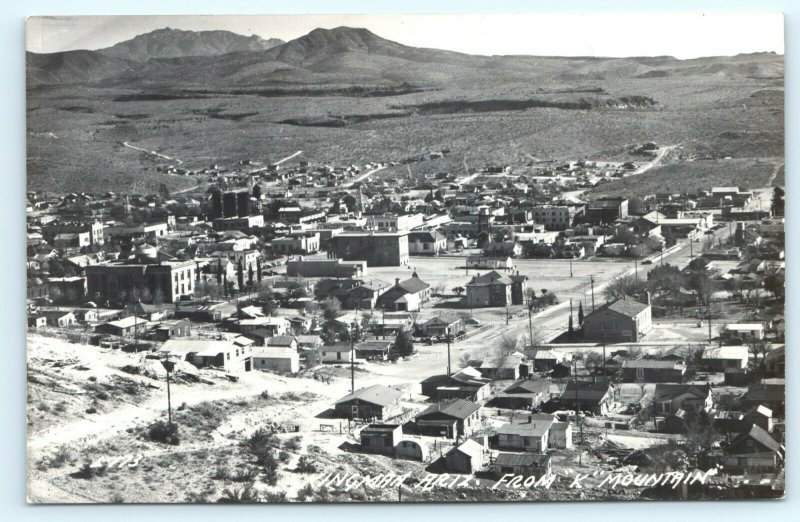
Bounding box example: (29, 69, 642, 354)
(452, 323, 494, 343)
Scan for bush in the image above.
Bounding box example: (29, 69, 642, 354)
(231, 467, 258, 483)
(85, 407, 97, 414)
(284, 436, 302, 451)
(50, 446, 72, 468)
(259, 390, 270, 400)
(147, 420, 180, 445)
(212, 462, 231, 480)
(278, 451, 290, 463)
(262, 452, 279, 486)
(264, 491, 287, 503)
(296, 483, 314, 502)
(75, 460, 107, 480)
(185, 485, 217, 503)
(295, 455, 317, 474)
(217, 484, 260, 504)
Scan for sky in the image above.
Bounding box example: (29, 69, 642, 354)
(26, 13, 784, 58)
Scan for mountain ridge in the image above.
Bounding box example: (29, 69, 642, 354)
(26, 26, 784, 87)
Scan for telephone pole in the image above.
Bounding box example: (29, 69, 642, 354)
(446, 326, 452, 377)
(569, 256, 573, 278)
(590, 275, 595, 311)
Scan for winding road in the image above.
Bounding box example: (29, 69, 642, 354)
(122, 141, 183, 165)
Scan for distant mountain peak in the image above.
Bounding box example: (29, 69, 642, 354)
(97, 27, 284, 61)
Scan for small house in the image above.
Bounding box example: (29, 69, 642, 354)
(722, 425, 783, 472)
(251, 347, 299, 373)
(334, 384, 403, 420)
(444, 439, 484, 474)
(493, 452, 551, 479)
(415, 399, 481, 438)
(621, 359, 686, 383)
(360, 424, 402, 456)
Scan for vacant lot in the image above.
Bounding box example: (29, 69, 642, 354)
(588, 158, 780, 198)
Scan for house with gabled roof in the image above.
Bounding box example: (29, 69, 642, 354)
(621, 359, 686, 383)
(420, 313, 464, 337)
(444, 439, 484, 474)
(492, 452, 551, 479)
(375, 272, 431, 312)
(652, 383, 713, 423)
(723, 425, 784, 472)
(582, 295, 652, 342)
(415, 399, 482, 438)
(334, 384, 403, 420)
(420, 366, 492, 402)
(408, 230, 447, 255)
(556, 380, 617, 415)
(491, 378, 552, 409)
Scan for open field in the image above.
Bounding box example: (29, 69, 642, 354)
(588, 157, 783, 198)
(27, 72, 783, 194)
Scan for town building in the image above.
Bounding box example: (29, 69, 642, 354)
(85, 246, 196, 304)
(330, 231, 410, 267)
(286, 258, 367, 278)
(582, 296, 653, 342)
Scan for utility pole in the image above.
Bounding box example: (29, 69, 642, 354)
(161, 357, 176, 427)
(634, 256, 638, 278)
(506, 304, 509, 325)
(707, 306, 712, 344)
(689, 238, 694, 260)
(350, 306, 359, 393)
(602, 333, 607, 378)
(528, 304, 536, 360)
(574, 357, 583, 467)
(446, 326, 452, 377)
(569, 256, 573, 278)
(590, 275, 595, 311)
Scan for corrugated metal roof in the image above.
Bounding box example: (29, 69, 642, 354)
(418, 398, 481, 420)
(494, 452, 550, 467)
(335, 384, 402, 407)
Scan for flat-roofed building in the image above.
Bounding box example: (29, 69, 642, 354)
(330, 231, 409, 267)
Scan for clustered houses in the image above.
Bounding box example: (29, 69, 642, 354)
(26, 151, 784, 491)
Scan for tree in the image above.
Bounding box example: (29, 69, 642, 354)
(771, 186, 785, 217)
(216, 259, 222, 286)
(748, 340, 770, 362)
(647, 263, 684, 300)
(453, 286, 465, 298)
(577, 301, 584, 326)
(256, 258, 262, 283)
(393, 330, 415, 358)
(237, 259, 244, 292)
(247, 263, 254, 288)
(764, 271, 785, 301)
(687, 272, 715, 307)
(584, 352, 604, 375)
(568, 313, 574, 333)
(320, 297, 342, 323)
(223, 273, 229, 298)
(603, 274, 647, 302)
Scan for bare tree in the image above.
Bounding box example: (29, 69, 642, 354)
(603, 274, 647, 302)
